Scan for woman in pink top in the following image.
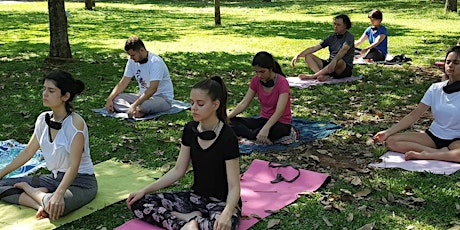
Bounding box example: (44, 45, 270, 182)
(228, 51, 292, 144)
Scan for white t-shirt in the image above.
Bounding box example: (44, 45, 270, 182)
(34, 112, 95, 177)
(421, 80, 460, 139)
(123, 52, 174, 101)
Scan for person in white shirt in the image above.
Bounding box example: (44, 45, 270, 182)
(105, 35, 174, 118)
(0, 70, 97, 220)
(374, 46, 460, 162)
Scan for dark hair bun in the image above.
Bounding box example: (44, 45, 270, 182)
(74, 79, 85, 95)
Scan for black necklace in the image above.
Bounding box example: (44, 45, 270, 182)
(138, 57, 148, 64)
(192, 121, 220, 140)
(260, 74, 277, 88)
(45, 112, 71, 130)
(443, 80, 460, 94)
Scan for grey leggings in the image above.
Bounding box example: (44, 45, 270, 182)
(113, 93, 172, 114)
(0, 172, 97, 216)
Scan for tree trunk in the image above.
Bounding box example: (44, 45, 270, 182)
(214, 0, 221, 26)
(445, 0, 458, 12)
(48, 0, 72, 59)
(85, 0, 95, 10)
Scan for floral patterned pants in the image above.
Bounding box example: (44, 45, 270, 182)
(131, 191, 241, 230)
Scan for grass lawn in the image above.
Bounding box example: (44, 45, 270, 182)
(1, 0, 459, 229)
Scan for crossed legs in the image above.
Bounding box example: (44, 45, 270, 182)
(298, 54, 346, 81)
(405, 142, 460, 162)
(385, 132, 460, 162)
(14, 182, 49, 219)
(172, 211, 202, 230)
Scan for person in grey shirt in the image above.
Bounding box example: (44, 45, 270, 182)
(291, 14, 354, 81)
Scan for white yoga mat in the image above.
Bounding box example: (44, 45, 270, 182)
(368, 151, 460, 175)
(287, 76, 363, 89)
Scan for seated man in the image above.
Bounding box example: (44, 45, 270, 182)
(105, 36, 174, 118)
(354, 9, 388, 62)
(291, 14, 354, 81)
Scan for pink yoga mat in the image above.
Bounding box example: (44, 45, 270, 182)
(115, 219, 160, 230)
(115, 159, 330, 230)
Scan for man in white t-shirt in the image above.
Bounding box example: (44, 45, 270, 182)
(105, 36, 174, 118)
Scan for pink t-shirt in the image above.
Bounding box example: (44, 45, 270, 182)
(249, 74, 292, 124)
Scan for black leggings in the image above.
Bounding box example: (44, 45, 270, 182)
(229, 117, 291, 142)
(363, 48, 385, 61)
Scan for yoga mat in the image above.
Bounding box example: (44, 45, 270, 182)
(91, 99, 191, 121)
(368, 151, 460, 175)
(353, 54, 394, 65)
(0, 160, 163, 230)
(115, 159, 330, 230)
(353, 58, 388, 65)
(115, 219, 161, 230)
(238, 118, 341, 155)
(434, 61, 445, 67)
(239, 159, 330, 229)
(287, 76, 363, 89)
(0, 139, 45, 179)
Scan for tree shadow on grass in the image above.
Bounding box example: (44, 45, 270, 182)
(95, 0, 446, 19)
(207, 20, 414, 41)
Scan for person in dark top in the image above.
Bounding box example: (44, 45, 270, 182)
(126, 76, 241, 230)
(291, 14, 355, 81)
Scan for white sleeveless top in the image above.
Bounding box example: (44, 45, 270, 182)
(34, 112, 95, 177)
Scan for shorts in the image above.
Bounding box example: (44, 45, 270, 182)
(425, 129, 460, 149)
(321, 60, 353, 79)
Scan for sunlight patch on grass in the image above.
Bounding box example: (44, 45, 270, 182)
(0, 2, 48, 12)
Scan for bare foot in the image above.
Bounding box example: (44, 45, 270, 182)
(36, 206, 49, 219)
(14, 182, 48, 194)
(405, 151, 422, 160)
(298, 74, 316, 80)
(363, 58, 373, 63)
(134, 108, 145, 118)
(171, 211, 202, 222)
(13, 182, 30, 190)
(180, 220, 199, 230)
(317, 75, 332, 82)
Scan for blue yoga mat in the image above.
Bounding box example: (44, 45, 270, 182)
(0, 139, 45, 178)
(91, 99, 191, 121)
(238, 118, 341, 155)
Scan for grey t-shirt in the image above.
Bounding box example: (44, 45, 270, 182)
(320, 31, 355, 68)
